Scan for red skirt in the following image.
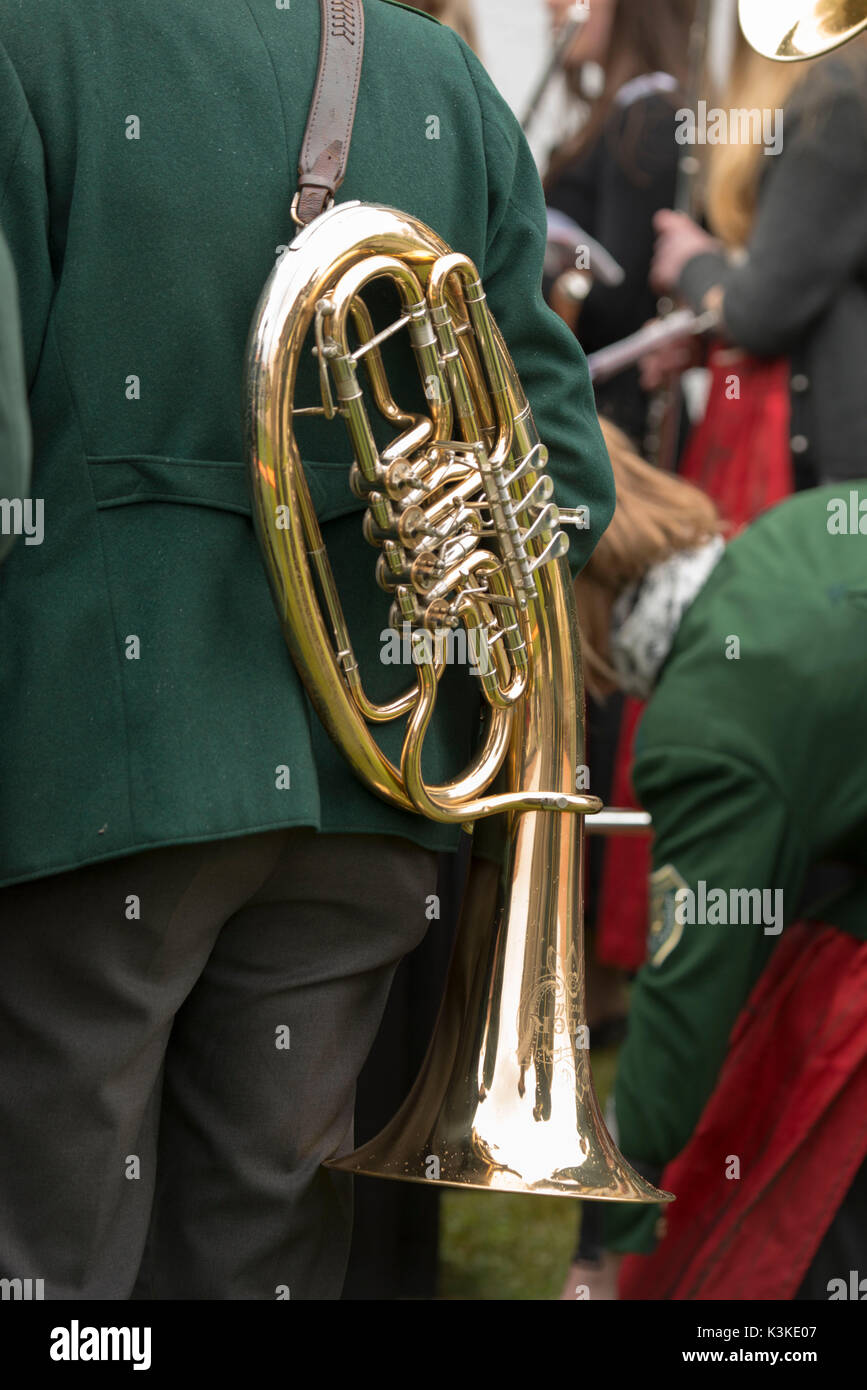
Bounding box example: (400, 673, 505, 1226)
(594, 352, 794, 971)
(679, 349, 794, 528)
(619, 922, 867, 1300)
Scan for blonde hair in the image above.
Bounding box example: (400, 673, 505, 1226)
(705, 31, 867, 249)
(704, 35, 805, 247)
(575, 420, 723, 699)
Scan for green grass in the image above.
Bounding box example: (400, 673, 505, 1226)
(438, 1047, 618, 1300)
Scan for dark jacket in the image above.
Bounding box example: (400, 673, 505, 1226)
(546, 78, 682, 447)
(679, 53, 867, 488)
(0, 0, 613, 887)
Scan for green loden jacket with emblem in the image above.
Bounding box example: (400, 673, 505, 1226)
(0, 0, 613, 887)
(603, 484, 867, 1253)
(0, 225, 30, 563)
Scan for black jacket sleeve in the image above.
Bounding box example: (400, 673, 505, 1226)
(678, 62, 867, 357)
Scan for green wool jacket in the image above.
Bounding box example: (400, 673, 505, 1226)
(0, 225, 30, 562)
(0, 0, 613, 887)
(604, 484, 867, 1253)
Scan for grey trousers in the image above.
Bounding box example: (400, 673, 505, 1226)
(0, 829, 438, 1300)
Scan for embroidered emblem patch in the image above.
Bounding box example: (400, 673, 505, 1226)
(648, 864, 690, 966)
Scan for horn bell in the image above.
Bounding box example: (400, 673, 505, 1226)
(327, 840, 669, 1202)
(739, 0, 867, 61)
(326, 532, 668, 1205)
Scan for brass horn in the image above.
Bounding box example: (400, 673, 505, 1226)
(245, 200, 670, 1204)
(739, 0, 867, 60)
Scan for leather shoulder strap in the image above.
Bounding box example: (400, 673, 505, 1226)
(294, 0, 366, 227)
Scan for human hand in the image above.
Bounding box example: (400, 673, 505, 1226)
(650, 210, 721, 296)
(638, 328, 701, 391)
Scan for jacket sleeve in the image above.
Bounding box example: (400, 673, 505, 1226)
(677, 69, 867, 358)
(601, 743, 808, 1253)
(455, 41, 615, 576)
(0, 225, 30, 560)
(0, 40, 52, 388)
(0, 39, 49, 562)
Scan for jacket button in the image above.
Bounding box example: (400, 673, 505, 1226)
(791, 373, 810, 393)
(790, 435, 809, 454)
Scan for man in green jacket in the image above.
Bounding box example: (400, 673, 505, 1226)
(0, 1, 613, 1299)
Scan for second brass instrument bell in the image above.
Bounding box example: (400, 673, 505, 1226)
(739, 0, 867, 61)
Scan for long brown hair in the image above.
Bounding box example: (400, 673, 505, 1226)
(546, 0, 696, 187)
(575, 420, 722, 699)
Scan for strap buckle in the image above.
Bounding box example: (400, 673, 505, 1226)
(291, 190, 336, 229)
